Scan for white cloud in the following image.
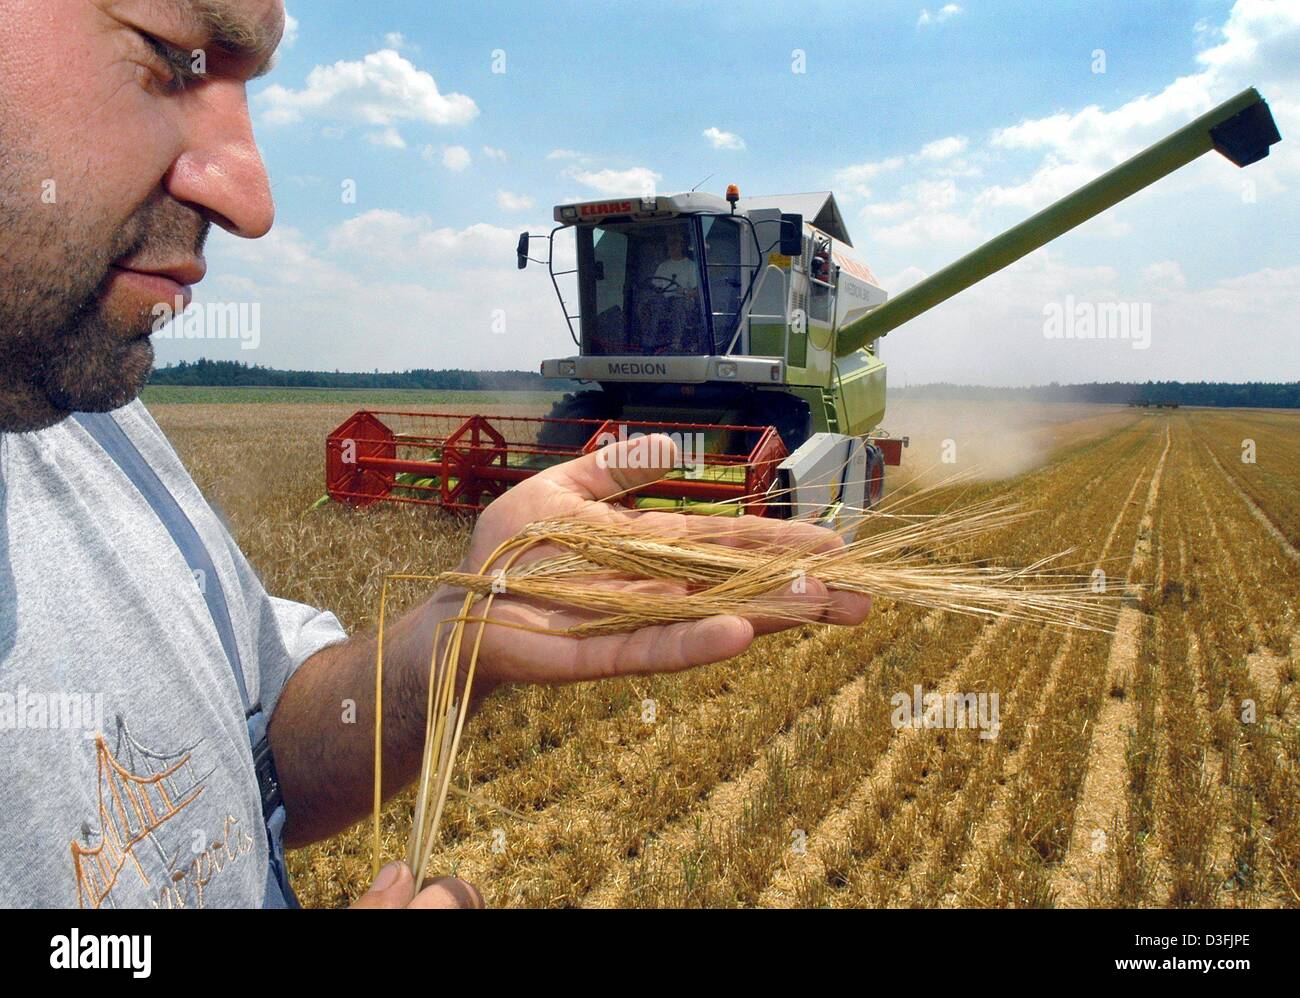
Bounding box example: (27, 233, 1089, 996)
(255, 49, 479, 146)
(912, 178, 960, 210)
(1196, 0, 1300, 82)
(366, 127, 406, 149)
(853, 0, 1298, 277)
(973, 6, 1298, 215)
(482, 145, 508, 162)
(281, 12, 299, 48)
(546, 148, 583, 160)
(834, 156, 905, 198)
(703, 126, 746, 150)
(567, 166, 662, 196)
(1141, 260, 1187, 291)
(988, 75, 1216, 174)
(916, 135, 968, 161)
(438, 145, 471, 171)
(873, 211, 979, 248)
(917, 4, 963, 28)
(497, 190, 535, 212)
(383, 31, 417, 52)
(327, 211, 521, 265)
(976, 156, 1096, 211)
(859, 200, 913, 222)
(877, 250, 1300, 384)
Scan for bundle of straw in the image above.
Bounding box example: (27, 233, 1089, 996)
(374, 479, 1123, 884)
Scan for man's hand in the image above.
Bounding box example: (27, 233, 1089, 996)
(440, 432, 870, 700)
(350, 862, 483, 909)
(270, 432, 869, 847)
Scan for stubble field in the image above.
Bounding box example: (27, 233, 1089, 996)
(149, 393, 1300, 908)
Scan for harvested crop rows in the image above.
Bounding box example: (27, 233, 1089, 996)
(153, 402, 1299, 907)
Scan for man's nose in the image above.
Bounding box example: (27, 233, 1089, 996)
(164, 80, 275, 239)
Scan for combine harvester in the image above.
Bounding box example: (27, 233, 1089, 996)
(324, 88, 1279, 522)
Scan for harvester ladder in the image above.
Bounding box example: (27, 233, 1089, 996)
(821, 389, 841, 434)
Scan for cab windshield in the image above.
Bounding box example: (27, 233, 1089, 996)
(577, 219, 711, 356)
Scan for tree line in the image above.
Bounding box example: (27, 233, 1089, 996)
(890, 381, 1298, 408)
(149, 359, 562, 391)
(151, 361, 1297, 408)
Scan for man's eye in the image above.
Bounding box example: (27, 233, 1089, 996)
(138, 32, 200, 92)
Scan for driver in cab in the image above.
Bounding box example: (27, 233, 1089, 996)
(654, 229, 698, 297)
(641, 228, 700, 354)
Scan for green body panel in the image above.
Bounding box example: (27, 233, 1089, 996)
(836, 88, 1269, 355)
(835, 351, 888, 436)
(785, 330, 834, 387)
(749, 323, 784, 358)
(788, 321, 809, 367)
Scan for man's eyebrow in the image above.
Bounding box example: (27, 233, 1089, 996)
(174, 0, 282, 78)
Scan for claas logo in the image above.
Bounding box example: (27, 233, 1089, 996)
(579, 200, 633, 218)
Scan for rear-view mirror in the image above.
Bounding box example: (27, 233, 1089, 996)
(779, 214, 804, 257)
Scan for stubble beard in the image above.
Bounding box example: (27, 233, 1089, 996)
(0, 144, 207, 431)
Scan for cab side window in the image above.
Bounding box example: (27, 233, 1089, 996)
(809, 234, 834, 324)
(703, 217, 745, 342)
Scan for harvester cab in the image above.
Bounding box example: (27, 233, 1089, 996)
(520, 187, 902, 522)
(325, 88, 1279, 523)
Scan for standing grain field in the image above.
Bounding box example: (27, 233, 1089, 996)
(150, 399, 1299, 908)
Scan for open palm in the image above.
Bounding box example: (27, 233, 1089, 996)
(446, 433, 871, 693)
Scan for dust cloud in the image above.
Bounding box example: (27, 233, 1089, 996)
(879, 398, 1133, 493)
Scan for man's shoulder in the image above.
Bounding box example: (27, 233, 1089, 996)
(105, 398, 189, 469)
(110, 397, 165, 440)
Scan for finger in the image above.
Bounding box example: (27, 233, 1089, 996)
(542, 433, 680, 501)
(740, 576, 870, 635)
(496, 573, 869, 641)
(825, 590, 872, 626)
(618, 508, 848, 555)
(409, 876, 486, 909)
(564, 613, 755, 680)
(349, 861, 416, 909)
(737, 576, 833, 636)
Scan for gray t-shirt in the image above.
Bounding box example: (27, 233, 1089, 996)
(0, 400, 347, 908)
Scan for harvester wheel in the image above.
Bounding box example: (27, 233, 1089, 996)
(537, 390, 622, 450)
(865, 442, 885, 507)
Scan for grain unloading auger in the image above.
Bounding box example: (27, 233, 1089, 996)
(324, 88, 1279, 520)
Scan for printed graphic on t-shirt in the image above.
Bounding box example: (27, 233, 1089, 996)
(70, 718, 254, 908)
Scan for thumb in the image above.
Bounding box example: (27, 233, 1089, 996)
(544, 431, 681, 501)
(350, 861, 416, 909)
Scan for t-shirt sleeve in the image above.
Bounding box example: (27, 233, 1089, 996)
(257, 596, 349, 718)
(213, 514, 348, 719)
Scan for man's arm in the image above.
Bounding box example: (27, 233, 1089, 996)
(267, 434, 869, 848)
(268, 583, 465, 848)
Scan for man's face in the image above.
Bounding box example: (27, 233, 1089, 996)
(665, 232, 684, 258)
(0, 0, 283, 430)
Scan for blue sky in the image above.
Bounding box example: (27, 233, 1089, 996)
(157, 0, 1300, 384)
